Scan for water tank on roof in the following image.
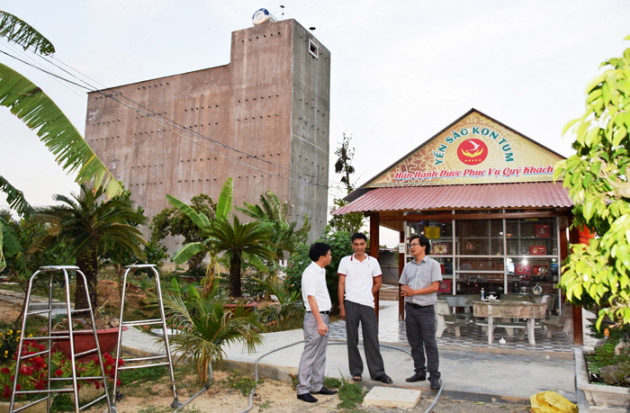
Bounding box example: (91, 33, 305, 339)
(252, 8, 277, 25)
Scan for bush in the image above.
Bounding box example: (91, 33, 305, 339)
(285, 229, 352, 312)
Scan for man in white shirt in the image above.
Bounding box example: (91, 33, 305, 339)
(399, 234, 442, 390)
(337, 233, 392, 384)
(296, 242, 338, 403)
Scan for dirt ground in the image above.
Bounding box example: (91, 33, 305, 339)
(0, 286, 531, 412)
(83, 370, 531, 413)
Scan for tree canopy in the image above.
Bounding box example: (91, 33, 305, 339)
(556, 35, 630, 327)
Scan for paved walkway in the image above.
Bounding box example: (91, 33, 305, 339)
(120, 300, 578, 405)
(0, 288, 580, 406)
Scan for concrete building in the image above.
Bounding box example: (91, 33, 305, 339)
(85, 18, 330, 243)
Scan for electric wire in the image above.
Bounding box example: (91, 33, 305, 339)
(0, 46, 327, 188)
(1, 42, 85, 101)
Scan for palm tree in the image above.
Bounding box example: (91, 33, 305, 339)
(206, 215, 273, 298)
(237, 191, 310, 270)
(167, 178, 274, 298)
(34, 184, 146, 309)
(162, 281, 263, 384)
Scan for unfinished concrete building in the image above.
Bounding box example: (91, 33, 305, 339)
(85, 18, 330, 243)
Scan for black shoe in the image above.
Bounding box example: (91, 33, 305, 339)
(297, 393, 318, 403)
(313, 386, 337, 395)
(373, 374, 393, 384)
(429, 377, 441, 389)
(406, 372, 426, 382)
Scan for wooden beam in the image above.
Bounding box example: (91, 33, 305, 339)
(399, 230, 405, 321)
(380, 210, 569, 222)
(567, 217, 584, 345)
(370, 212, 380, 321)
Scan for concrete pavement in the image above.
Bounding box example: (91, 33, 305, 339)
(119, 300, 578, 405)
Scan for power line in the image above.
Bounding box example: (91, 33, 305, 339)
(1, 47, 328, 188)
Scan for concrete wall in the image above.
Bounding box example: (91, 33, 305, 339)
(289, 23, 331, 238)
(85, 19, 329, 248)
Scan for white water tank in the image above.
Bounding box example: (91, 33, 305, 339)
(252, 8, 277, 25)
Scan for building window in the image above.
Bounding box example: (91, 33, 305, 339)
(308, 39, 319, 59)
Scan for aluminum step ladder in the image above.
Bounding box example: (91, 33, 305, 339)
(10, 265, 113, 413)
(112, 264, 178, 412)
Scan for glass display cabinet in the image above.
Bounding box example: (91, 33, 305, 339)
(404, 215, 560, 300)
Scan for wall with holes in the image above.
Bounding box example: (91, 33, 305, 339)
(85, 19, 330, 249)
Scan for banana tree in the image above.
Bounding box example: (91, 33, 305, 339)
(0, 11, 123, 272)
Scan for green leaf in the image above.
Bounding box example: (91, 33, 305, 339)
(0, 221, 5, 272)
(0, 11, 55, 55)
(172, 242, 206, 264)
(585, 74, 605, 94)
(0, 175, 32, 216)
(216, 178, 233, 220)
(561, 118, 580, 136)
(166, 194, 211, 229)
(0, 63, 123, 198)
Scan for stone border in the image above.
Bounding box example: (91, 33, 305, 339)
(574, 347, 630, 412)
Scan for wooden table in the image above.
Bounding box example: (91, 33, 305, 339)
(472, 301, 547, 345)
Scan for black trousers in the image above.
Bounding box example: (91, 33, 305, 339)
(404, 302, 440, 379)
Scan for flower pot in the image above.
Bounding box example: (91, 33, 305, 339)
(52, 327, 128, 361)
(223, 302, 257, 315)
(575, 348, 630, 411)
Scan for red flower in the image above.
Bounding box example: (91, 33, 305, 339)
(3, 386, 10, 398)
(55, 369, 63, 377)
(1, 367, 10, 375)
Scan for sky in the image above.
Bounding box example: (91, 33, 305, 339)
(1, 0, 629, 246)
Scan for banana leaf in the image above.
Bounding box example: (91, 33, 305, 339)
(0, 63, 122, 198)
(0, 11, 54, 55)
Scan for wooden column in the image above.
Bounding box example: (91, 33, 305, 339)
(399, 231, 406, 321)
(369, 212, 380, 320)
(564, 216, 584, 345)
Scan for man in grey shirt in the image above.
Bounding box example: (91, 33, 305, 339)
(399, 234, 442, 389)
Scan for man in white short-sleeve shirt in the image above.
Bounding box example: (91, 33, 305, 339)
(296, 242, 337, 403)
(337, 233, 392, 384)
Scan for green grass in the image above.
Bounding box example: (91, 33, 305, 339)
(586, 324, 630, 387)
(337, 377, 365, 409)
(220, 369, 261, 396)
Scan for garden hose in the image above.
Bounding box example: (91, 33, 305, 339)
(173, 362, 212, 412)
(240, 340, 445, 413)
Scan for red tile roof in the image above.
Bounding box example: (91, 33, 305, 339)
(332, 182, 572, 214)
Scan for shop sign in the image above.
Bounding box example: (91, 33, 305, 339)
(367, 110, 564, 187)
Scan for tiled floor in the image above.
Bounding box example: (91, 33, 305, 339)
(329, 301, 576, 354)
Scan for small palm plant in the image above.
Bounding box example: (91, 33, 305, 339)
(167, 178, 274, 298)
(162, 279, 264, 384)
(254, 276, 304, 331)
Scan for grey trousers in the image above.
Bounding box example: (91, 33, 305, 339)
(345, 300, 386, 379)
(297, 312, 329, 395)
(404, 302, 440, 379)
